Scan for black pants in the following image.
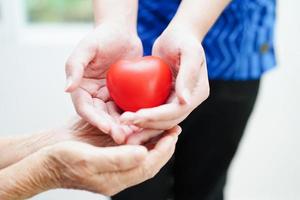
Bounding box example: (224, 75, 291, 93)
(113, 80, 260, 200)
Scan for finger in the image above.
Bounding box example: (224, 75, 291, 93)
(128, 113, 189, 130)
(126, 129, 164, 145)
(175, 48, 204, 105)
(105, 101, 131, 143)
(130, 125, 143, 133)
(95, 86, 111, 102)
(149, 125, 181, 155)
(109, 126, 181, 190)
(92, 99, 127, 144)
(110, 124, 126, 144)
(106, 101, 122, 121)
(65, 40, 96, 92)
(120, 102, 189, 125)
(92, 145, 148, 172)
(107, 101, 136, 137)
(71, 89, 111, 133)
(121, 125, 135, 137)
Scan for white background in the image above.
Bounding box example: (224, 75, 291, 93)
(0, 0, 299, 199)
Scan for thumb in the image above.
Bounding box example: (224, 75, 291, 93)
(65, 42, 96, 92)
(65, 61, 85, 92)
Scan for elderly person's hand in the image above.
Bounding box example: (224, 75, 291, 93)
(0, 119, 181, 199)
(65, 0, 143, 144)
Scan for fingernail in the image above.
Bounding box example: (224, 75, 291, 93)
(65, 77, 73, 92)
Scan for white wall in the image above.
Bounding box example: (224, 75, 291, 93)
(0, 0, 299, 200)
(226, 1, 300, 200)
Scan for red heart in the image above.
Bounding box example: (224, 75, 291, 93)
(107, 56, 172, 112)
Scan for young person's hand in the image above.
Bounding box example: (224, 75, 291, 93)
(119, 0, 232, 144)
(121, 24, 209, 142)
(65, 23, 142, 144)
(65, 0, 142, 144)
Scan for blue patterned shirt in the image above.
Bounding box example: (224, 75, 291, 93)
(137, 0, 276, 80)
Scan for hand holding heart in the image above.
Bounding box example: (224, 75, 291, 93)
(65, 23, 143, 144)
(66, 23, 209, 145)
(120, 25, 210, 144)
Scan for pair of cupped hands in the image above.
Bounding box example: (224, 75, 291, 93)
(38, 22, 209, 196)
(65, 22, 209, 146)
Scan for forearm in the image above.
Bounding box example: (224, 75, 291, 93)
(0, 148, 58, 200)
(0, 129, 71, 169)
(170, 0, 231, 40)
(93, 0, 138, 31)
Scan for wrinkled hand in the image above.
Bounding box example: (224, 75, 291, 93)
(65, 23, 143, 144)
(121, 25, 209, 142)
(0, 125, 181, 199)
(47, 126, 180, 196)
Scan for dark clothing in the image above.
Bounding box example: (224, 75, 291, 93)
(113, 80, 260, 200)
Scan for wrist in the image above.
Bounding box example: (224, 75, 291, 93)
(163, 21, 203, 43)
(169, 0, 232, 42)
(0, 148, 59, 199)
(93, 0, 138, 34)
(94, 19, 138, 36)
(167, 18, 205, 42)
(0, 129, 72, 169)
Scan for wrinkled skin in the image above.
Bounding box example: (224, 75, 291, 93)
(0, 119, 181, 199)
